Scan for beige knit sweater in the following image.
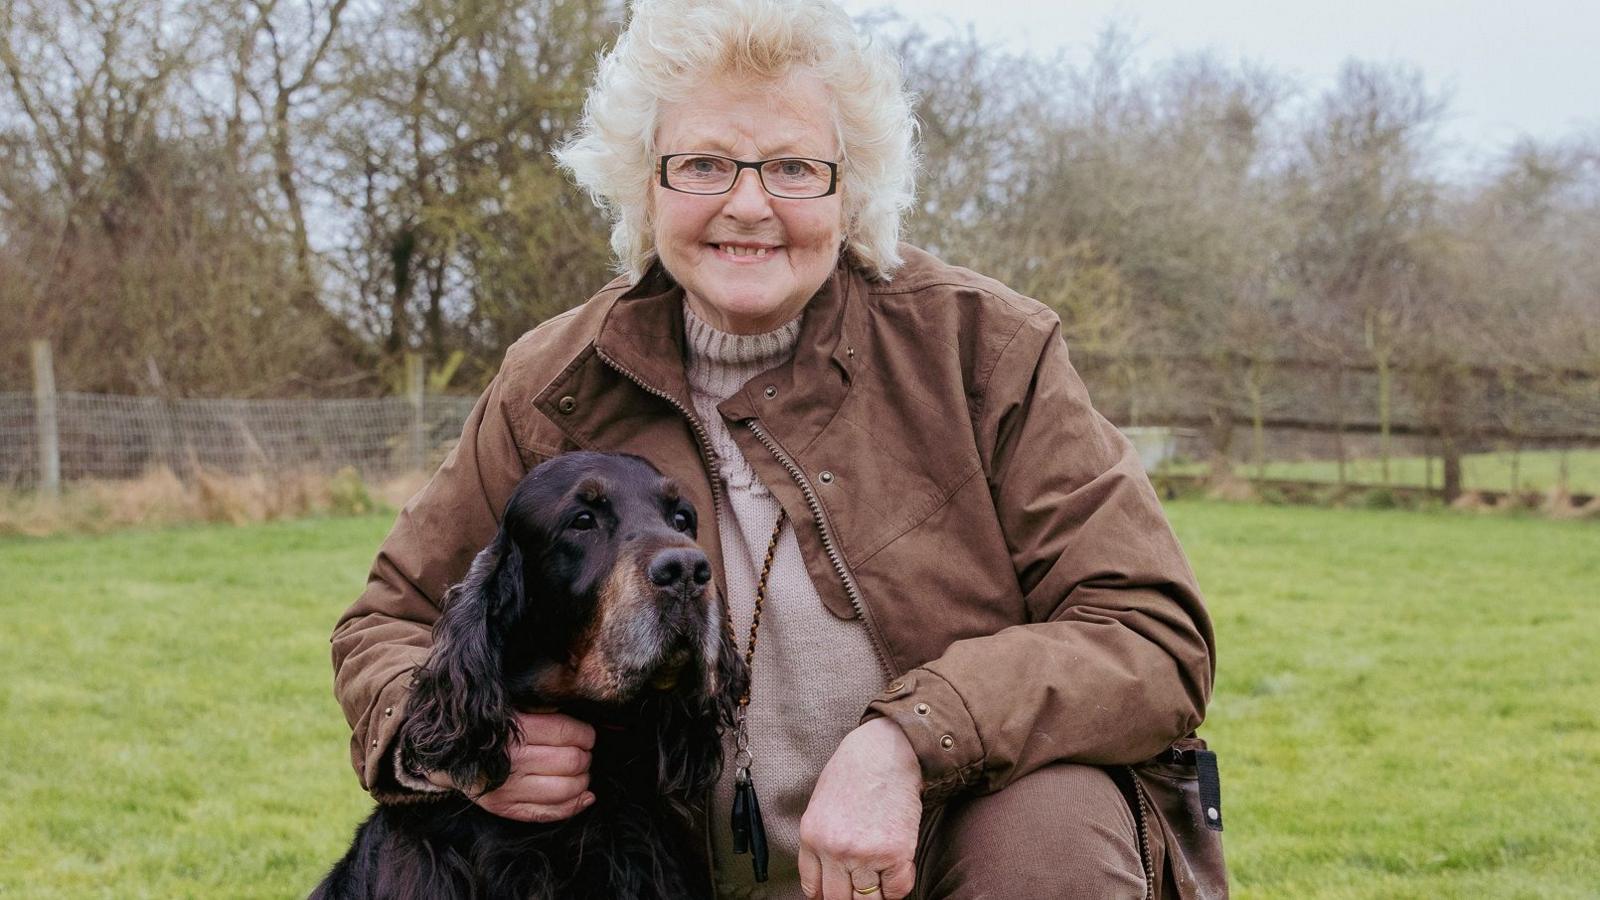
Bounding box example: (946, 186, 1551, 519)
(683, 305, 884, 900)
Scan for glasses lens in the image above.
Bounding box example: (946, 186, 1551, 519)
(761, 158, 832, 198)
(664, 155, 737, 193)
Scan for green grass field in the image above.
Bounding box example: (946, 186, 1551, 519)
(1165, 448, 1600, 496)
(3, 504, 1597, 898)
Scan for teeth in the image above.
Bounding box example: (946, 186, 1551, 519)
(720, 244, 770, 258)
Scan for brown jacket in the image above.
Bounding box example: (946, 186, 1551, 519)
(332, 244, 1218, 886)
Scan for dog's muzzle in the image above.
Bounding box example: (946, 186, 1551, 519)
(639, 545, 714, 691)
(647, 547, 712, 596)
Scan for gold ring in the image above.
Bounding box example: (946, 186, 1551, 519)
(853, 886, 880, 896)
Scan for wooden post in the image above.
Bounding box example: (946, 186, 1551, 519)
(1438, 369, 1463, 504)
(407, 353, 426, 473)
(31, 340, 60, 495)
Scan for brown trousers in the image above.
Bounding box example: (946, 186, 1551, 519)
(914, 764, 1147, 900)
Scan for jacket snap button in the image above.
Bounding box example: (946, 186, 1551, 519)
(887, 680, 903, 692)
(939, 735, 955, 750)
(914, 703, 930, 716)
(763, 385, 777, 399)
(557, 395, 577, 414)
(384, 706, 394, 717)
(819, 470, 834, 484)
(1207, 807, 1219, 821)
(371, 738, 379, 748)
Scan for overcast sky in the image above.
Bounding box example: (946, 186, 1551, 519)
(838, 0, 1599, 173)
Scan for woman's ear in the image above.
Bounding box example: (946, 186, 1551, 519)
(400, 528, 525, 792)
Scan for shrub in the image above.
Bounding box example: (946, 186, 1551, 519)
(1360, 488, 1400, 510)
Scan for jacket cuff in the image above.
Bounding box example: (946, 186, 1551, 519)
(392, 742, 452, 795)
(350, 661, 434, 803)
(862, 668, 985, 804)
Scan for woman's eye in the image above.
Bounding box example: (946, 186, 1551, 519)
(679, 156, 729, 177)
(571, 511, 597, 531)
(672, 510, 693, 532)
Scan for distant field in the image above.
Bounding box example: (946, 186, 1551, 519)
(1167, 448, 1600, 495)
(3, 505, 1596, 897)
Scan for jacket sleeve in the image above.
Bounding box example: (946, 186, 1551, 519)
(864, 306, 1215, 802)
(330, 370, 539, 801)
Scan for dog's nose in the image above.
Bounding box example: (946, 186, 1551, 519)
(648, 547, 712, 591)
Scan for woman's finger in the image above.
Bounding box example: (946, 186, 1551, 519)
(821, 857, 854, 900)
(799, 846, 823, 899)
(514, 771, 589, 804)
(850, 867, 885, 897)
(507, 742, 591, 777)
(475, 771, 588, 807)
(512, 711, 596, 751)
(879, 858, 916, 899)
(484, 791, 595, 824)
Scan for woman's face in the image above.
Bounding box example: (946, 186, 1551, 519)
(651, 71, 845, 335)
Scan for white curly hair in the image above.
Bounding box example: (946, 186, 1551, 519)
(555, 0, 918, 281)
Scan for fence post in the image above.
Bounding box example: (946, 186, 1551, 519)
(407, 353, 426, 473)
(31, 339, 60, 495)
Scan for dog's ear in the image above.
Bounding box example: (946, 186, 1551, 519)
(651, 690, 726, 813)
(708, 603, 748, 729)
(400, 528, 525, 792)
(653, 595, 748, 809)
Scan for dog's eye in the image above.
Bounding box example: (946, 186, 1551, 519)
(671, 509, 693, 532)
(571, 511, 598, 531)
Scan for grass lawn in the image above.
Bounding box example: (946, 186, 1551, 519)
(1165, 448, 1600, 496)
(3, 504, 1597, 897)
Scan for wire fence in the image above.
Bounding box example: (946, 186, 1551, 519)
(4, 354, 1598, 493)
(0, 392, 478, 490)
(1074, 353, 1600, 443)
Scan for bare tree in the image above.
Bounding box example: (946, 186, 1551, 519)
(0, 0, 356, 395)
(321, 0, 618, 386)
(1288, 61, 1446, 484)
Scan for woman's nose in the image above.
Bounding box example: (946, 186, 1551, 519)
(721, 168, 774, 219)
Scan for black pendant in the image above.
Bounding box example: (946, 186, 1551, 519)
(731, 770, 751, 854)
(731, 767, 769, 882)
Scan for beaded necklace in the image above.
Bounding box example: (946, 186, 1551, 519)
(728, 510, 785, 883)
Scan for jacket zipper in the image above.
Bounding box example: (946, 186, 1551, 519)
(1130, 769, 1156, 900)
(593, 349, 725, 517)
(745, 420, 893, 680)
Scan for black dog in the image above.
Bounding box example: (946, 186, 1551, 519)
(313, 452, 743, 899)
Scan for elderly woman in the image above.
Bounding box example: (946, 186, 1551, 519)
(332, 0, 1221, 897)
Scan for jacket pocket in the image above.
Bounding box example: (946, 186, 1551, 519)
(1133, 736, 1229, 900)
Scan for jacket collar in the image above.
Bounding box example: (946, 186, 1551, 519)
(592, 256, 870, 436)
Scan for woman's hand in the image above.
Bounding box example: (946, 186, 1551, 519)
(799, 717, 924, 900)
(426, 710, 596, 823)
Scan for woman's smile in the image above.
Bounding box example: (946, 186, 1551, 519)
(708, 242, 781, 261)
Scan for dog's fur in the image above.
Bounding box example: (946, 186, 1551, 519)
(313, 452, 743, 899)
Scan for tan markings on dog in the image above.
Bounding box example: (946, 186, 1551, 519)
(571, 546, 657, 700)
(659, 479, 680, 503)
(575, 478, 607, 506)
(700, 586, 728, 696)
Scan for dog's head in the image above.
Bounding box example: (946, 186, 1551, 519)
(402, 451, 744, 795)
(497, 451, 736, 706)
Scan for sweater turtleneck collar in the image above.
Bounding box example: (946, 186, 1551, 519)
(682, 303, 803, 404)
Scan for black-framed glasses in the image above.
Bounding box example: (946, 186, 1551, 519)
(658, 153, 839, 199)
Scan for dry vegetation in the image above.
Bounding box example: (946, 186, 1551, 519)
(0, 468, 425, 537)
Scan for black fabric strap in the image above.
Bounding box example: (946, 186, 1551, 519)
(1196, 749, 1223, 832)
